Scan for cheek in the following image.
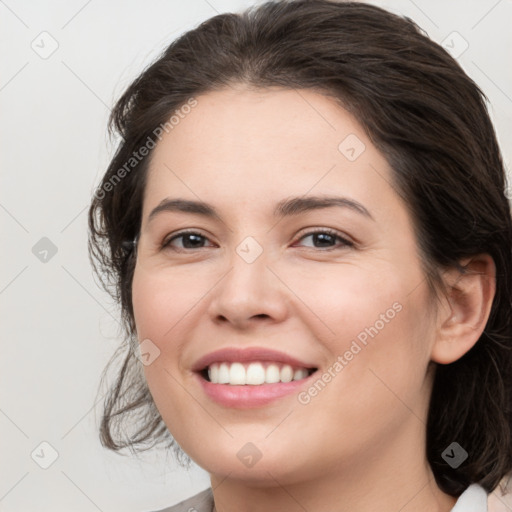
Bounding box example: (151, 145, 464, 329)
(278, 260, 415, 346)
(328, 282, 433, 426)
(286, 261, 434, 401)
(131, 266, 205, 435)
(131, 264, 210, 343)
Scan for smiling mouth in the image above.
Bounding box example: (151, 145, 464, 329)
(199, 361, 317, 385)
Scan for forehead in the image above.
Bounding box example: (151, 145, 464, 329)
(143, 86, 398, 219)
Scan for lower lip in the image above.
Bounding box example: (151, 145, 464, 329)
(195, 372, 316, 408)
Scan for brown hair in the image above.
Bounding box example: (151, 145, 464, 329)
(88, 0, 512, 496)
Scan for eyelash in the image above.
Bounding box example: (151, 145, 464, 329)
(297, 228, 354, 249)
(161, 228, 354, 251)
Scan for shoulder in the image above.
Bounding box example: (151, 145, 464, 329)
(456, 475, 512, 512)
(452, 484, 488, 511)
(147, 488, 214, 512)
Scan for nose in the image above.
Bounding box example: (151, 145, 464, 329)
(207, 245, 289, 330)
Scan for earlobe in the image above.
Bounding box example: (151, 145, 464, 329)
(431, 254, 496, 365)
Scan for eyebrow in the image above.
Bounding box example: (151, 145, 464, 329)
(148, 198, 218, 222)
(147, 195, 373, 223)
(274, 195, 372, 219)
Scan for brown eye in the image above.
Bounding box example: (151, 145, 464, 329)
(162, 231, 215, 250)
(296, 229, 353, 249)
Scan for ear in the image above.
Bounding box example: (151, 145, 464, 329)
(430, 254, 496, 365)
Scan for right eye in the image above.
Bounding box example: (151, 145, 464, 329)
(161, 230, 216, 251)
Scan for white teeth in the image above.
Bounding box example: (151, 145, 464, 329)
(280, 364, 293, 383)
(208, 363, 219, 383)
(246, 362, 266, 385)
(229, 362, 246, 385)
(265, 364, 281, 383)
(218, 363, 230, 384)
(206, 362, 312, 385)
(293, 368, 308, 381)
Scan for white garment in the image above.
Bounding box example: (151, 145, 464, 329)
(451, 484, 488, 512)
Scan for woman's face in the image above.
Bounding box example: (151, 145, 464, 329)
(132, 86, 438, 485)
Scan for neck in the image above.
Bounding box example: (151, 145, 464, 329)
(209, 422, 457, 512)
(211, 464, 456, 512)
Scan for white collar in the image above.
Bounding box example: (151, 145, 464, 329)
(451, 484, 488, 512)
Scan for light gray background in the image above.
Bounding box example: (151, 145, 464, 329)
(1, 1, 511, 511)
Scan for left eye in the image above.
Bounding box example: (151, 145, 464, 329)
(295, 230, 352, 249)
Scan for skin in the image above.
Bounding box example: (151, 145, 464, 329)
(131, 85, 495, 512)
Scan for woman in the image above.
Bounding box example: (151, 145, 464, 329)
(88, 1, 512, 510)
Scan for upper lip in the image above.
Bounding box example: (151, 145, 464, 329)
(192, 347, 317, 372)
